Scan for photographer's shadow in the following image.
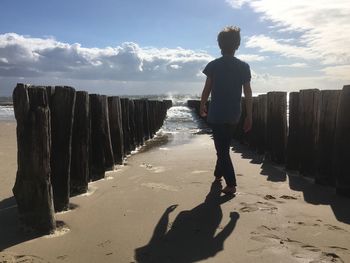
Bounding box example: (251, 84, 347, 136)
(135, 181, 240, 263)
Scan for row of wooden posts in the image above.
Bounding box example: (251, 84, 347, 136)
(188, 85, 350, 198)
(12, 83, 172, 233)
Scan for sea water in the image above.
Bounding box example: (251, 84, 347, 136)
(159, 94, 210, 146)
(0, 106, 14, 121)
(0, 95, 206, 146)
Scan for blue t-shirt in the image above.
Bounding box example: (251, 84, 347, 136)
(203, 56, 251, 124)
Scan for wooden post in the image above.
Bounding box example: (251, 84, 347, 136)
(128, 100, 136, 151)
(134, 100, 145, 147)
(315, 90, 341, 186)
(148, 101, 156, 138)
(102, 95, 115, 170)
(286, 92, 300, 170)
(163, 100, 173, 109)
(334, 85, 350, 197)
(121, 98, 131, 155)
(89, 94, 114, 181)
(298, 89, 321, 177)
(155, 101, 161, 134)
(233, 97, 246, 142)
(12, 84, 56, 233)
(50, 86, 76, 212)
(266, 92, 274, 158)
(70, 91, 90, 196)
(266, 92, 287, 164)
(142, 99, 150, 141)
(257, 94, 267, 154)
(248, 97, 259, 149)
(108, 96, 124, 165)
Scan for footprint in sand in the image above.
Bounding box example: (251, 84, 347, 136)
(0, 252, 48, 262)
(257, 225, 280, 232)
(141, 182, 179, 192)
(141, 162, 153, 169)
(325, 224, 348, 233)
(98, 240, 112, 248)
(263, 194, 287, 204)
(239, 201, 277, 213)
(328, 246, 349, 252)
(191, 170, 208, 174)
(264, 194, 276, 200)
(288, 221, 321, 229)
(280, 195, 298, 200)
(140, 163, 166, 173)
(248, 225, 345, 263)
(56, 255, 68, 260)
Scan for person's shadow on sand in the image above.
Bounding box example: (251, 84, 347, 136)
(135, 181, 240, 263)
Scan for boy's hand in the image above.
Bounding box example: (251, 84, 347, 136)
(200, 104, 207, 117)
(243, 116, 252, 133)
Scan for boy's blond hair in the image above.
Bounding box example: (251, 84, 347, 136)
(217, 26, 241, 55)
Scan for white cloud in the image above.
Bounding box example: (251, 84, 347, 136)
(246, 35, 319, 60)
(321, 65, 350, 81)
(250, 70, 346, 93)
(0, 33, 212, 84)
(0, 58, 8, 64)
(276, 63, 308, 68)
(225, 0, 249, 9)
(169, 64, 181, 69)
(227, 0, 350, 65)
(236, 54, 266, 62)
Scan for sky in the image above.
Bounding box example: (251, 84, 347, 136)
(0, 0, 349, 96)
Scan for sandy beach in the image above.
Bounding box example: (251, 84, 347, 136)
(1, 121, 349, 263)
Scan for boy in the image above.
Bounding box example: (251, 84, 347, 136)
(200, 26, 252, 195)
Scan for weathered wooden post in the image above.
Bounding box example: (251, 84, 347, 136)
(128, 100, 136, 151)
(148, 101, 156, 138)
(121, 98, 131, 155)
(90, 94, 114, 181)
(142, 99, 151, 141)
(233, 97, 246, 142)
(134, 100, 145, 147)
(12, 84, 56, 233)
(108, 96, 124, 165)
(315, 90, 341, 186)
(70, 91, 90, 196)
(298, 89, 321, 177)
(161, 101, 168, 127)
(155, 101, 161, 134)
(248, 97, 259, 149)
(163, 100, 173, 110)
(257, 94, 267, 154)
(50, 86, 76, 212)
(286, 92, 300, 170)
(334, 85, 350, 197)
(161, 101, 168, 128)
(266, 92, 287, 164)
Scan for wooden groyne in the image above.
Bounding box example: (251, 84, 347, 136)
(188, 86, 350, 198)
(12, 83, 172, 233)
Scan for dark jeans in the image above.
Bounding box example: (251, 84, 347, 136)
(211, 124, 236, 187)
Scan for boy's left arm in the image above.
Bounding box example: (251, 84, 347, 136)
(200, 77, 212, 117)
(243, 82, 252, 132)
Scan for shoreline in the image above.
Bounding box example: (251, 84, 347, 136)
(0, 122, 349, 262)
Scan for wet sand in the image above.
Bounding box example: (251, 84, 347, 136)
(0, 122, 350, 262)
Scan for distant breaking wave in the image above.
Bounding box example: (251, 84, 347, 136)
(0, 106, 14, 121)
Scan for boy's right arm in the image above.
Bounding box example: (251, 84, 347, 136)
(200, 77, 212, 117)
